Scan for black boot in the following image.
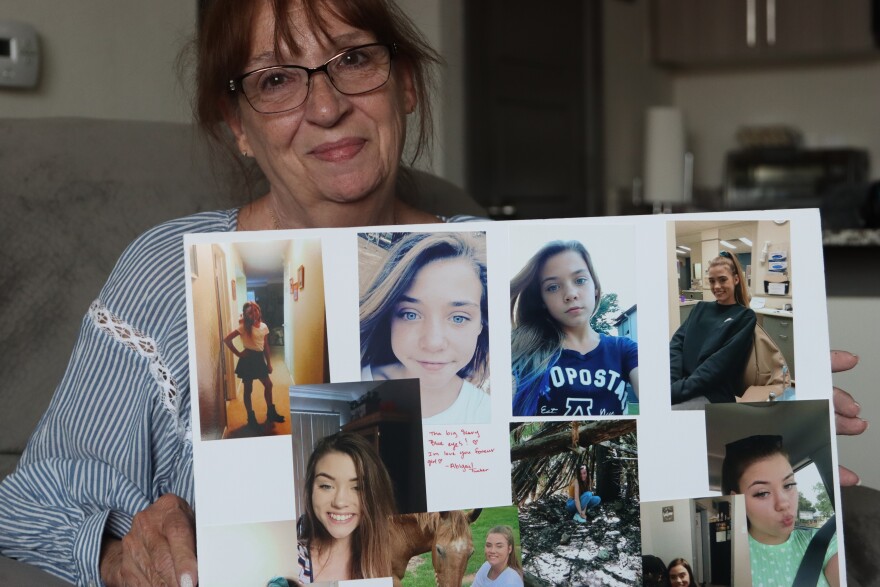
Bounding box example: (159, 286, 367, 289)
(266, 404, 285, 423)
(246, 409, 258, 427)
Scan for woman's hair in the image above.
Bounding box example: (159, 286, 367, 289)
(721, 434, 788, 495)
(241, 301, 261, 334)
(298, 432, 396, 579)
(510, 241, 601, 414)
(486, 525, 523, 577)
(666, 558, 695, 585)
(641, 555, 667, 587)
(708, 251, 751, 307)
(575, 464, 591, 487)
(359, 232, 489, 387)
(193, 0, 441, 164)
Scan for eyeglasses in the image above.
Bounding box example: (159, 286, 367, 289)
(229, 43, 396, 114)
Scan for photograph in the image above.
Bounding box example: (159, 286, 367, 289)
(394, 505, 523, 587)
(510, 420, 640, 585)
(190, 238, 327, 440)
(641, 495, 749, 587)
(705, 400, 839, 586)
(290, 379, 427, 518)
(669, 220, 794, 409)
(509, 225, 638, 417)
(358, 231, 490, 425)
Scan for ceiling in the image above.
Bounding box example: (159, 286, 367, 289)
(233, 240, 290, 285)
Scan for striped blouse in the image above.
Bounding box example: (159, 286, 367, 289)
(0, 209, 481, 585)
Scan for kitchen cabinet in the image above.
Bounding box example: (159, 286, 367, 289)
(681, 290, 704, 301)
(757, 312, 796, 380)
(651, 0, 878, 67)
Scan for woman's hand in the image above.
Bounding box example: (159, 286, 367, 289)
(832, 350, 869, 487)
(100, 493, 198, 587)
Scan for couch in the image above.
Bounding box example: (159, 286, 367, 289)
(0, 116, 485, 584)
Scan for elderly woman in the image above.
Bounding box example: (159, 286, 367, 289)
(0, 2, 867, 587)
(0, 1, 469, 586)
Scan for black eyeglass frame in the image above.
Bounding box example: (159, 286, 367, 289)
(228, 42, 398, 114)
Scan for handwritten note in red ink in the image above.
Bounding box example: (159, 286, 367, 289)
(426, 428, 496, 473)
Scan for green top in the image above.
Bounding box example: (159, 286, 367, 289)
(749, 527, 838, 587)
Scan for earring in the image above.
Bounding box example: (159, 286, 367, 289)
(242, 150, 248, 158)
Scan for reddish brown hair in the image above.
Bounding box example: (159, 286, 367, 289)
(193, 0, 440, 162)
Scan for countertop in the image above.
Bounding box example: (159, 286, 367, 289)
(753, 307, 793, 318)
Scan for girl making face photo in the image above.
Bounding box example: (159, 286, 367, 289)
(722, 435, 839, 587)
(360, 232, 490, 425)
(511, 241, 639, 417)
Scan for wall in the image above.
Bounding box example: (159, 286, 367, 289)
(191, 244, 224, 440)
(752, 221, 793, 309)
(290, 239, 326, 385)
(672, 61, 880, 188)
(829, 297, 880, 490)
(640, 499, 694, 565)
(0, 0, 195, 122)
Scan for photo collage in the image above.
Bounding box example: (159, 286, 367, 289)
(185, 209, 844, 586)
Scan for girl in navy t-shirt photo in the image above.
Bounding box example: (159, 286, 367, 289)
(511, 240, 639, 416)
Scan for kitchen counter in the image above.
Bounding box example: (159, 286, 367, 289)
(753, 307, 793, 319)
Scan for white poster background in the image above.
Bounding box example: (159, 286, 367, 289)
(184, 209, 844, 585)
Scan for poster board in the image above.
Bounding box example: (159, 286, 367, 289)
(185, 209, 844, 586)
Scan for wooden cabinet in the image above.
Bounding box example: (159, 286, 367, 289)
(651, 0, 878, 66)
(758, 313, 795, 379)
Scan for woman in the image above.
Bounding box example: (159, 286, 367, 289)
(223, 301, 285, 426)
(295, 432, 396, 583)
(360, 232, 490, 425)
(0, 0, 865, 585)
(471, 525, 524, 587)
(511, 240, 639, 417)
(666, 558, 695, 587)
(565, 464, 601, 522)
(722, 435, 839, 587)
(0, 1, 471, 586)
(670, 251, 756, 406)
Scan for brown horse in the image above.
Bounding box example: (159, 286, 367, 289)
(389, 508, 482, 587)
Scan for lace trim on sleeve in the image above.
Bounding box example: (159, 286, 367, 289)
(88, 299, 191, 442)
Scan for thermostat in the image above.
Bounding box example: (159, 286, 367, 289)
(0, 21, 40, 89)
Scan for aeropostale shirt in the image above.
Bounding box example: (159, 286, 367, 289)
(536, 334, 638, 416)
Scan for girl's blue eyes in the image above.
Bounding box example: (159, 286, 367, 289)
(396, 309, 471, 324)
(544, 277, 590, 293)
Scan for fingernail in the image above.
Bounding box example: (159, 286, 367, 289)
(180, 574, 194, 587)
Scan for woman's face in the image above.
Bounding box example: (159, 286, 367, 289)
(707, 263, 739, 305)
(579, 467, 588, 482)
(737, 453, 798, 545)
(484, 532, 512, 569)
(227, 0, 416, 211)
(668, 564, 690, 587)
(539, 250, 597, 331)
(311, 451, 361, 542)
(390, 258, 484, 391)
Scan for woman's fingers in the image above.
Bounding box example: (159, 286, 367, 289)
(839, 465, 860, 487)
(110, 494, 197, 587)
(830, 349, 858, 373)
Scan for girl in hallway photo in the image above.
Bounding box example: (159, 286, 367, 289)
(224, 301, 286, 426)
(511, 240, 639, 417)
